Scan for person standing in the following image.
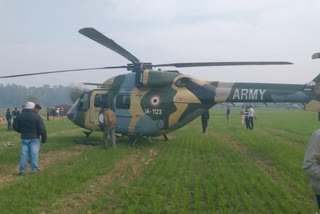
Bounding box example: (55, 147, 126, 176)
(303, 129, 320, 213)
(12, 107, 20, 122)
(56, 107, 60, 118)
(244, 106, 250, 129)
(240, 106, 245, 125)
(201, 110, 210, 133)
(60, 107, 64, 117)
(35, 104, 45, 120)
(6, 108, 12, 131)
(248, 105, 256, 130)
(226, 106, 231, 120)
(102, 104, 117, 149)
(13, 101, 47, 175)
(46, 107, 50, 121)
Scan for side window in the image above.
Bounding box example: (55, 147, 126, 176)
(116, 94, 130, 109)
(94, 94, 102, 107)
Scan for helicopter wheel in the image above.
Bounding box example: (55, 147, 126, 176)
(82, 130, 93, 144)
(83, 130, 93, 138)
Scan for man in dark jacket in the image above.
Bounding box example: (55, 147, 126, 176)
(12, 107, 20, 121)
(13, 101, 47, 175)
(6, 108, 12, 131)
(201, 110, 210, 133)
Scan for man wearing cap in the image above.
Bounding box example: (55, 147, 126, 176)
(248, 105, 256, 130)
(12, 107, 20, 122)
(13, 101, 47, 175)
(35, 104, 45, 120)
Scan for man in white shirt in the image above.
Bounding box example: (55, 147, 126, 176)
(56, 107, 60, 118)
(248, 105, 256, 130)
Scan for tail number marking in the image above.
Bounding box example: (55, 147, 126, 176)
(144, 108, 162, 115)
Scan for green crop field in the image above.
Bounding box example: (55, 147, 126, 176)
(0, 109, 319, 213)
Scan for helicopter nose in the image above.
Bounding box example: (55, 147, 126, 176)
(67, 109, 74, 121)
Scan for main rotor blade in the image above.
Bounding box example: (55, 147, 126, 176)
(153, 61, 293, 68)
(0, 66, 127, 78)
(83, 82, 103, 86)
(79, 28, 140, 63)
(312, 53, 320, 59)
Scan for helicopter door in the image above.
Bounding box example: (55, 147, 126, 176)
(88, 90, 108, 128)
(114, 94, 132, 134)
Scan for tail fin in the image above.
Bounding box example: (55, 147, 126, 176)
(306, 53, 320, 87)
(306, 73, 320, 88)
(304, 53, 320, 111)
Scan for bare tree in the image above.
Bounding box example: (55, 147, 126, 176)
(69, 84, 88, 103)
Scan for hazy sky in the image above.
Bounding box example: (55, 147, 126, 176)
(0, 0, 320, 87)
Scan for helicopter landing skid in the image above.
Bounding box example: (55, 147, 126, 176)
(128, 134, 168, 147)
(147, 137, 154, 144)
(129, 135, 137, 147)
(75, 131, 100, 146)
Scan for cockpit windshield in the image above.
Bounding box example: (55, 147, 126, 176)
(78, 92, 90, 111)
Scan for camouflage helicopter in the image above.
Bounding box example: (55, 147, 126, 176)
(1, 28, 320, 144)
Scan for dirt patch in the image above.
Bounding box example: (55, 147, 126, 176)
(255, 160, 279, 180)
(49, 149, 159, 214)
(0, 118, 6, 125)
(39, 145, 90, 169)
(213, 132, 280, 181)
(218, 134, 248, 155)
(261, 128, 304, 148)
(122, 149, 159, 185)
(0, 145, 91, 187)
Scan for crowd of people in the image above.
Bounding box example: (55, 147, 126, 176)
(4, 106, 68, 128)
(2, 100, 118, 175)
(242, 105, 256, 130)
(200, 105, 257, 134)
(0, 103, 258, 176)
(3, 100, 320, 212)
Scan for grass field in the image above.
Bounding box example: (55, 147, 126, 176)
(0, 109, 319, 213)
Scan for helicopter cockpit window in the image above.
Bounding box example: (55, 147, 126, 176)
(116, 95, 130, 109)
(78, 93, 89, 111)
(175, 77, 191, 87)
(94, 94, 102, 107)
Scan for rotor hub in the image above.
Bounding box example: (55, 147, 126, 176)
(127, 63, 153, 71)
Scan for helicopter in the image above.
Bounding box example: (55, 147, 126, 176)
(1, 27, 320, 144)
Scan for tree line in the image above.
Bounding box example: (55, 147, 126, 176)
(0, 84, 87, 108)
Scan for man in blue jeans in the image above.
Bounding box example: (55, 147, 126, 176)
(13, 101, 47, 175)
